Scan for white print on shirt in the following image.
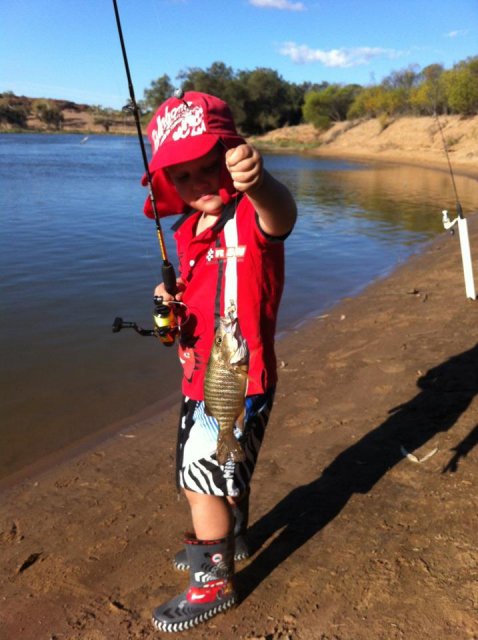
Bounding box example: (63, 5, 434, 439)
(151, 103, 206, 153)
(206, 246, 246, 262)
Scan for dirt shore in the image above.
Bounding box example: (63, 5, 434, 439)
(1, 144, 478, 638)
(253, 115, 478, 179)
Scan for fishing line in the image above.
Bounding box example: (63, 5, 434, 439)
(434, 111, 462, 217)
(112, 0, 177, 295)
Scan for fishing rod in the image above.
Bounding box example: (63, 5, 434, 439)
(435, 112, 476, 300)
(111, 0, 179, 344)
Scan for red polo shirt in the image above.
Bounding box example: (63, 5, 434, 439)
(172, 195, 285, 400)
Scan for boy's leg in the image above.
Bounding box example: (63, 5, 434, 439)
(152, 390, 275, 631)
(172, 391, 274, 572)
(174, 490, 250, 569)
(184, 489, 233, 539)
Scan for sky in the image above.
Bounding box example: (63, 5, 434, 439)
(1, 0, 477, 110)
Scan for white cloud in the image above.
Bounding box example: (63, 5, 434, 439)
(279, 43, 402, 67)
(249, 0, 305, 10)
(444, 29, 469, 38)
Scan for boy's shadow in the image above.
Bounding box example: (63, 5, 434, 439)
(237, 342, 478, 601)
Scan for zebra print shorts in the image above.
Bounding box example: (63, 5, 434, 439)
(176, 387, 275, 497)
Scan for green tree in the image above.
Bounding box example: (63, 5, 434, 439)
(178, 62, 235, 98)
(410, 64, 446, 114)
(382, 87, 409, 115)
(443, 58, 478, 115)
(303, 84, 361, 128)
(382, 64, 420, 90)
(282, 81, 308, 126)
(144, 64, 307, 134)
(347, 86, 388, 118)
(0, 94, 29, 127)
(176, 61, 246, 125)
(142, 74, 174, 112)
(236, 68, 291, 134)
(302, 92, 331, 129)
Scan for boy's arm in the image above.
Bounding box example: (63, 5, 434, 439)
(226, 144, 297, 237)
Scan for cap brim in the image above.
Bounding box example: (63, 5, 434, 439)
(149, 134, 219, 174)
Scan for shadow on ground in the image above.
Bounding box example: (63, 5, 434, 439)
(237, 341, 478, 601)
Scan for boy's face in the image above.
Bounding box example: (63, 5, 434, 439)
(165, 146, 224, 215)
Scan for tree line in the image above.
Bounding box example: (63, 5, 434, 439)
(142, 56, 478, 133)
(0, 94, 66, 129)
(1, 55, 476, 134)
(0, 93, 132, 132)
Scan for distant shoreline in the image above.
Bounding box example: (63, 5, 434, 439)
(4, 114, 478, 182)
(0, 127, 136, 136)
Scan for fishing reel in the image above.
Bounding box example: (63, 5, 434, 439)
(112, 296, 178, 346)
(442, 209, 456, 235)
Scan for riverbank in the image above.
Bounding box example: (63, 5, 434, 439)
(1, 168, 477, 637)
(252, 115, 478, 180)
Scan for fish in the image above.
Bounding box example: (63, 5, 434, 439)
(204, 304, 249, 465)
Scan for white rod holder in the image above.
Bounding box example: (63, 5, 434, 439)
(442, 210, 476, 300)
(457, 217, 476, 300)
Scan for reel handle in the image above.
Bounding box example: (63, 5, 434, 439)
(112, 316, 124, 333)
(111, 317, 155, 336)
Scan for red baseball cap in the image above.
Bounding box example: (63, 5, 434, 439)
(142, 91, 245, 218)
(146, 91, 244, 172)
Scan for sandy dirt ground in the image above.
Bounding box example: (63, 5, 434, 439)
(1, 142, 478, 639)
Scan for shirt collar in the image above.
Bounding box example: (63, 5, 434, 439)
(171, 194, 242, 233)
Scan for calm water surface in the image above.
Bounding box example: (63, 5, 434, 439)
(1, 134, 477, 481)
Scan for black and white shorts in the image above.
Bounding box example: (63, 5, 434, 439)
(176, 387, 275, 497)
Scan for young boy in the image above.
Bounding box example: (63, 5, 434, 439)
(143, 91, 296, 632)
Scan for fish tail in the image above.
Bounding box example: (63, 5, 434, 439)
(216, 431, 246, 465)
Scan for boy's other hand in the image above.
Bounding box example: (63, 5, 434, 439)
(154, 279, 185, 303)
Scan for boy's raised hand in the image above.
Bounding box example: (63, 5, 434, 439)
(225, 144, 264, 194)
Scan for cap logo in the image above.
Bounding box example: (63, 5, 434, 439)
(151, 102, 207, 153)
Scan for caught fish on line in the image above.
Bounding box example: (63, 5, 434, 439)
(204, 303, 249, 465)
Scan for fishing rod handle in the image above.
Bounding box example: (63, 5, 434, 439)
(162, 261, 178, 295)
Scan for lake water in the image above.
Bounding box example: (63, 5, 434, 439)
(1, 134, 477, 482)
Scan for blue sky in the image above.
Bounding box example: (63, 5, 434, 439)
(1, 0, 477, 109)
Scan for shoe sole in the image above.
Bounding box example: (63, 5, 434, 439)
(152, 595, 236, 632)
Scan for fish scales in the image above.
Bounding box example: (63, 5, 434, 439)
(204, 310, 249, 465)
